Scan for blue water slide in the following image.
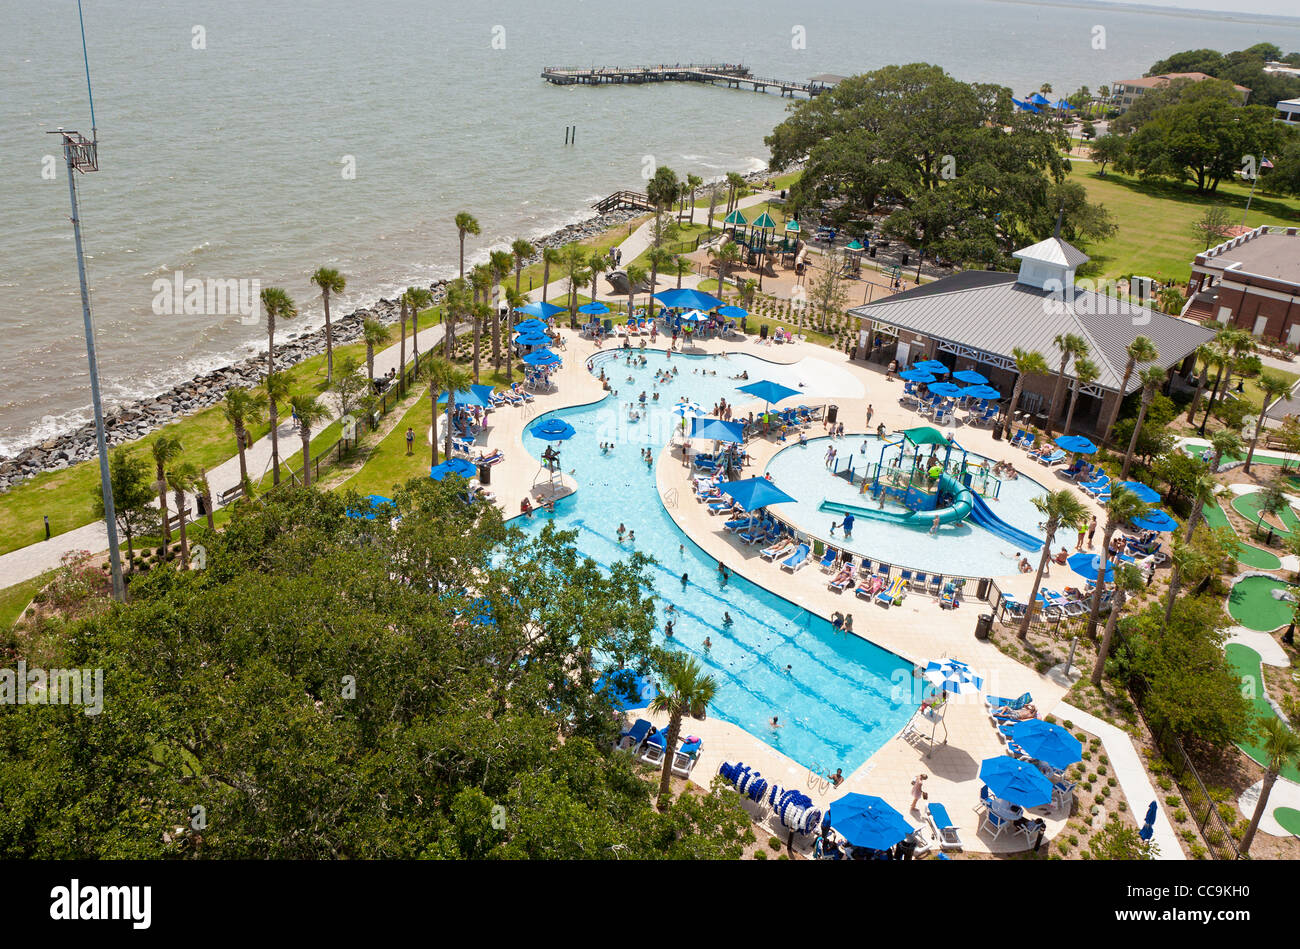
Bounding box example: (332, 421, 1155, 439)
(968, 492, 1043, 551)
(819, 474, 973, 527)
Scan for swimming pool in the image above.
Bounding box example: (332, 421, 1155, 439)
(513, 349, 915, 776)
(765, 436, 1051, 577)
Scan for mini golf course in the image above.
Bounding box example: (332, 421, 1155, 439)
(1224, 643, 1300, 784)
(1275, 807, 1300, 838)
(1231, 491, 1300, 537)
(1228, 576, 1294, 632)
(1204, 501, 1283, 570)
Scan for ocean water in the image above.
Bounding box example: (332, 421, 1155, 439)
(3, 0, 1298, 454)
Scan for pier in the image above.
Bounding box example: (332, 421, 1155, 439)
(541, 63, 837, 98)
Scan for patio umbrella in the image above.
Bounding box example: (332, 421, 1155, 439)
(1012, 98, 1040, 113)
(979, 756, 1053, 808)
(913, 360, 949, 375)
(512, 318, 549, 334)
(721, 476, 796, 511)
(1068, 552, 1115, 584)
(827, 793, 914, 850)
(345, 494, 392, 520)
(1140, 800, 1158, 841)
(594, 669, 658, 712)
(1055, 435, 1098, 455)
(690, 417, 745, 444)
(654, 287, 725, 310)
(1027, 92, 1051, 106)
(899, 369, 936, 384)
(514, 300, 565, 319)
(437, 384, 495, 409)
(1007, 719, 1082, 770)
(522, 349, 561, 367)
(961, 385, 1002, 400)
(430, 457, 477, 481)
(928, 382, 964, 398)
(578, 301, 610, 315)
(514, 332, 551, 347)
(952, 369, 989, 385)
(529, 417, 576, 441)
(673, 401, 705, 418)
(1117, 481, 1160, 503)
(737, 379, 802, 409)
(1131, 509, 1178, 533)
(717, 305, 747, 319)
(677, 309, 706, 322)
(923, 658, 985, 695)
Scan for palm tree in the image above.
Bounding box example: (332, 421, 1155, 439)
(196, 467, 216, 530)
(1120, 366, 1168, 478)
(624, 264, 647, 323)
(671, 255, 692, 289)
(707, 240, 741, 297)
(262, 370, 293, 484)
(587, 250, 607, 308)
(221, 387, 267, 489)
(648, 653, 717, 807)
(1185, 343, 1214, 424)
(725, 171, 746, 215)
(362, 318, 390, 387)
(1090, 563, 1143, 686)
(1208, 428, 1243, 471)
(310, 267, 346, 383)
(149, 433, 183, 546)
(1085, 486, 1150, 640)
(397, 296, 410, 397)
(165, 460, 199, 568)
(1062, 356, 1099, 436)
(1198, 337, 1234, 435)
(288, 394, 330, 487)
(469, 301, 491, 381)
(1005, 347, 1051, 430)
(540, 246, 563, 306)
(488, 249, 515, 371)
(1164, 469, 1219, 623)
(1019, 490, 1090, 640)
(402, 286, 432, 377)
(454, 211, 479, 281)
(1245, 372, 1293, 474)
(561, 243, 589, 322)
(705, 183, 722, 234)
(503, 286, 526, 384)
(684, 174, 703, 224)
(1046, 333, 1088, 436)
(259, 287, 298, 485)
(429, 358, 473, 466)
(1103, 336, 1159, 443)
(1239, 717, 1300, 854)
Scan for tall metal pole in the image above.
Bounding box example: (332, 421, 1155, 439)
(1241, 171, 1259, 227)
(61, 136, 124, 601)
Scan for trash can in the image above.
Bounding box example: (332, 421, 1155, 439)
(901, 253, 909, 267)
(976, 577, 990, 600)
(992, 420, 1004, 441)
(869, 246, 877, 259)
(477, 463, 492, 486)
(975, 613, 993, 641)
(760, 323, 769, 340)
(826, 404, 839, 425)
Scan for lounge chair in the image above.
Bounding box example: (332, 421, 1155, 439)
(818, 547, 839, 571)
(706, 499, 734, 515)
(875, 576, 907, 607)
(939, 581, 959, 610)
(926, 802, 964, 851)
(828, 564, 856, 591)
(1037, 449, 1065, 467)
(984, 691, 1032, 711)
(615, 718, 652, 752)
(740, 523, 776, 545)
(670, 738, 703, 778)
(638, 728, 671, 766)
(854, 575, 883, 600)
(780, 543, 811, 572)
(760, 537, 795, 560)
(980, 809, 1011, 838)
(723, 516, 754, 533)
(1009, 429, 1028, 447)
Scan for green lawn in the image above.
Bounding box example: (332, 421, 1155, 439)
(1070, 166, 1300, 285)
(0, 570, 52, 632)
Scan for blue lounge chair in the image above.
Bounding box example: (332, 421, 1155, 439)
(926, 802, 963, 851)
(1037, 449, 1066, 467)
(818, 547, 838, 571)
(616, 718, 652, 752)
(984, 691, 1033, 711)
(723, 516, 753, 533)
(828, 562, 856, 591)
(639, 728, 671, 766)
(671, 738, 703, 778)
(780, 543, 811, 572)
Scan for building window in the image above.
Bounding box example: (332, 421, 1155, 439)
(1217, 306, 1232, 323)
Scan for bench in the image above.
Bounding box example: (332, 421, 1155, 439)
(218, 484, 245, 506)
(166, 507, 193, 532)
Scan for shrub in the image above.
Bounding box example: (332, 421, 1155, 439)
(753, 850, 767, 860)
(1157, 776, 1172, 791)
(1174, 809, 1188, 823)
(768, 836, 782, 851)
(1166, 795, 1181, 807)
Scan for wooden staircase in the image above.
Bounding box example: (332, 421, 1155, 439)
(593, 190, 654, 213)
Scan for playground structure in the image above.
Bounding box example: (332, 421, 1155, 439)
(818, 427, 1043, 550)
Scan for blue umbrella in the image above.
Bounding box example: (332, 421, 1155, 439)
(952, 369, 989, 385)
(437, 384, 495, 409)
(913, 360, 949, 375)
(928, 382, 964, 398)
(923, 658, 984, 695)
(673, 401, 705, 418)
(1055, 435, 1098, 455)
(513, 318, 549, 334)
(1007, 719, 1083, 770)
(1068, 552, 1114, 584)
(345, 494, 392, 520)
(677, 309, 706, 323)
(530, 418, 576, 441)
(1132, 509, 1178, 533)
(737, 379, 802, 408)
(1027, 92, 1051, 106)
(522, 349, 561, 367)
(430, 457, 477, 481)
(514, 300, 565, 319)
(961, 385, 1002, 400)
(1118, 481, 1160, 504)
(514, 332, 551, 347)
(690, 417, 746, 444)
(979, 757, 1054, 808)
(578, 301, 610, 315)
(717, 305, 748, 318)
(1012, 98, 1040, 114)
(653, 287, 725, 310)
(721, 476, 797, 511)
(827, 793, 914, 850)
(899, 369, 937, 384)
(594, 669, 658, 712)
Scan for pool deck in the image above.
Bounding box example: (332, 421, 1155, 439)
(481, 325, 1136, 854)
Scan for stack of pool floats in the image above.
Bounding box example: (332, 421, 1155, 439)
(718, 761, 822, 834)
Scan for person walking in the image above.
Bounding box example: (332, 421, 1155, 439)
(405, 426, 415, 455)
(1086, 514, 1098, 548)
(910, 773, 928, 812)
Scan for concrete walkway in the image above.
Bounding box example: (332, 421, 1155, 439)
(1056, 702, 1186, 859)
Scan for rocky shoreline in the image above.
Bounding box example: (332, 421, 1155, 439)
(0, 165, 785, 492)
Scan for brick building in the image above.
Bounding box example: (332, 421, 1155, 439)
(1184, 227, 1300, 344)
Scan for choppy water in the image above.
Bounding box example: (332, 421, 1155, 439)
(3, 0, 1297, 454)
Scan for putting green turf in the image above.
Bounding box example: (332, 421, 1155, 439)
(1224, 644, 1300, 784)
(1231, 491, 1300, 536)
(1275, 807, 1300, 837)
(1202, 501, 1232, 531)
(1237, 545, 1284, 570)
(1227, 576, 1294, 632)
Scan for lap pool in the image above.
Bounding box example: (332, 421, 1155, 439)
(513, 349, 915, 776)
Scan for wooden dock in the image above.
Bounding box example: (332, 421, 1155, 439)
(592, 190, 655, 213)
(541, 63, 834, 98)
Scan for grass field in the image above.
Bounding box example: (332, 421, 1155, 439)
(1069, 166, 1300, 285)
